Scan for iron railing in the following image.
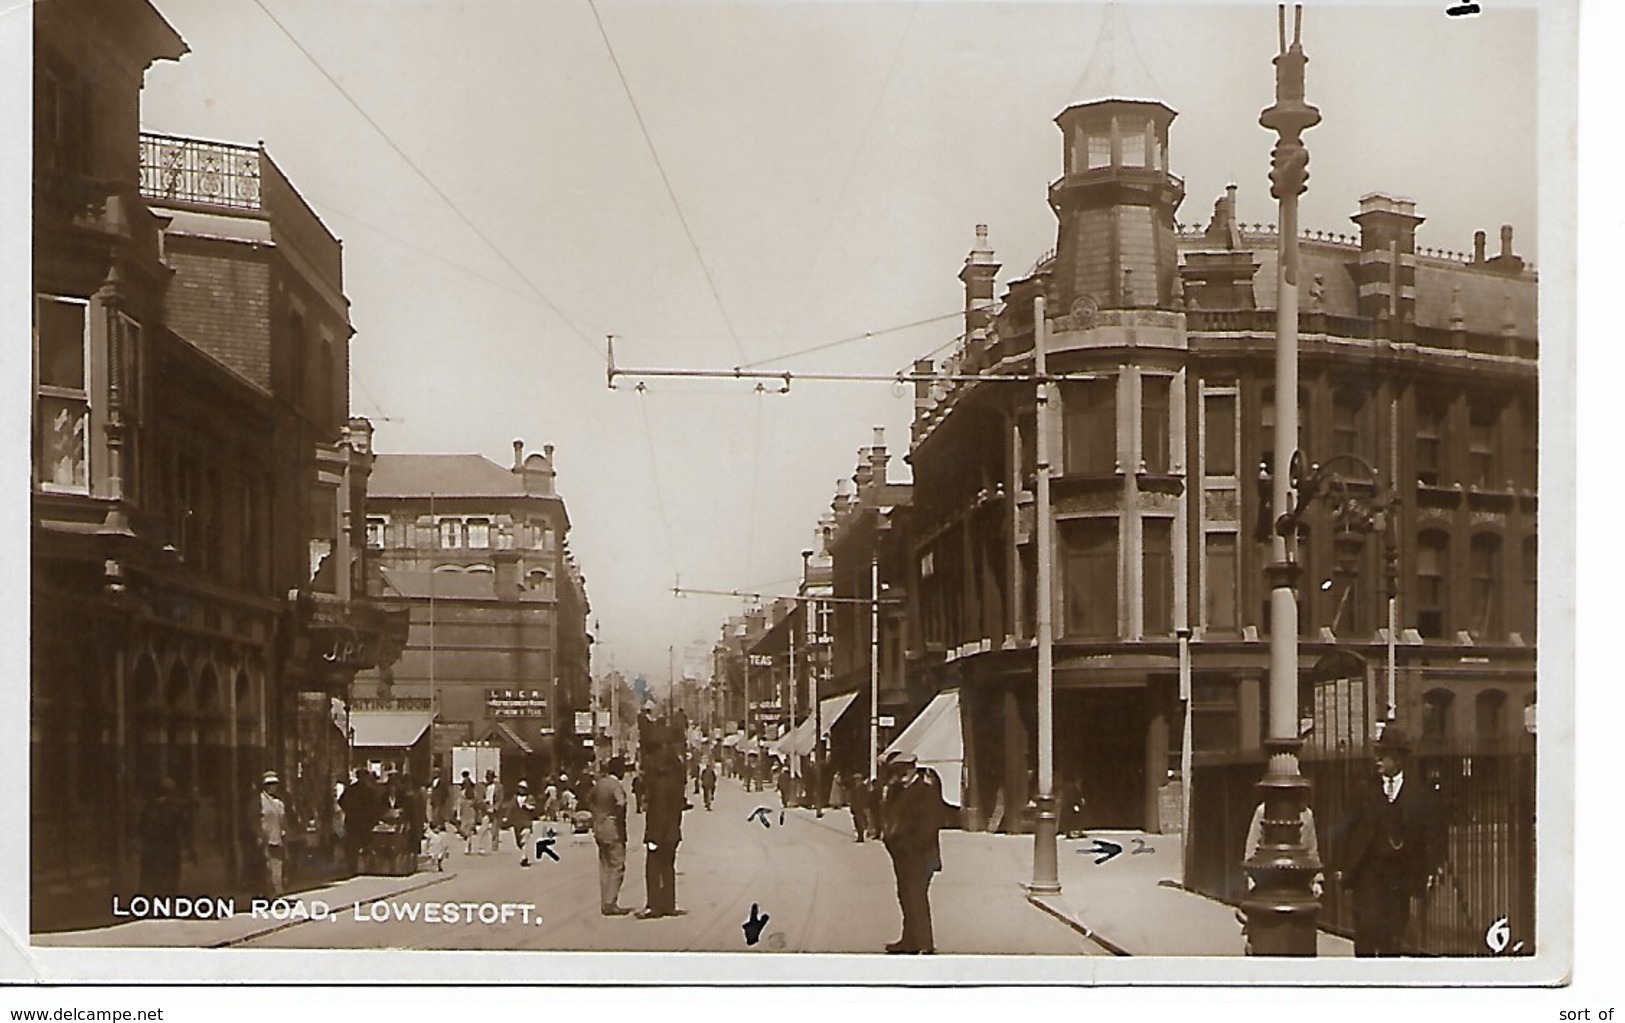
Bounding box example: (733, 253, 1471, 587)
(139, 133, 262, 211)
(1188, 748, 1536, 956)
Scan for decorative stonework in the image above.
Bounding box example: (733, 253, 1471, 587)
(1054, 490, 1121, 516)
(1204, 488, 1241, 522)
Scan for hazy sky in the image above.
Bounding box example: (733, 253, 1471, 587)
(124, 0, 1540, 682)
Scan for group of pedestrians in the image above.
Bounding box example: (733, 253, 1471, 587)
(587, 748, 693, 919)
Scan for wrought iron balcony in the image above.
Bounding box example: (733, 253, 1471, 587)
(138, 131, 344, 289)
(139, 133, 262, 211)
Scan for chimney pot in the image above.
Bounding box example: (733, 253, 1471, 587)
(1500, 224, 1514, 258)
(1473, 231, 1487, 263)
(872, 426, 886, 449)
(513, 439, 524, 470)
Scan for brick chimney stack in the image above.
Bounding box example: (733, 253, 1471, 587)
(869, 426, 889, 483)
(959, 224, 1001, 339)
(513, 439, 524, 471)
(832, 478, 853, 522)
(1473, 230, 1487, 265)
(1483, 224, 1525, 275)
(1351, 193, 1423, 324)
(853, 448, 874, 500)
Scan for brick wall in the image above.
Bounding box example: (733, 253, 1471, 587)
(164, 243, 273, 390)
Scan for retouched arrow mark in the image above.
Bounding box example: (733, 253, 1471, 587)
(534, 835, 560, 861)
(743, 903, 770, 946)
(747, 807, 773, 828)
(1079, 838, 1123, 865)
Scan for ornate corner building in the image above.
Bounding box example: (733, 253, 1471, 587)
(904, 96, 1536, 833)
(31, 0, 401, 928)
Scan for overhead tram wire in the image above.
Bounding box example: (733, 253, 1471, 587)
(633, 379, 683, 586)
(745, 384, 766, 583)
(586, 0, 749, 367)
(788, 3, 920, 326)
(737, 308, 968, 370)
(248, 0, 604, 365)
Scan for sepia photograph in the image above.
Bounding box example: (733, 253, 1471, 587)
(9, 0, 1577, 987)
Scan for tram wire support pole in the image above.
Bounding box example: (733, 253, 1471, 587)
(1243, 2, 1322, 956)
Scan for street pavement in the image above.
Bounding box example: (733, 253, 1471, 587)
(41, 778, 1102, 955)
(795, 804, 1355, 957)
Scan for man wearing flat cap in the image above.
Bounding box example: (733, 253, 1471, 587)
(1340, 726, 1445, 956)
(880, 751, 952, 954)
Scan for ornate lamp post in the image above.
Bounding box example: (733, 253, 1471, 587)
(1243, 3, 1323, 956)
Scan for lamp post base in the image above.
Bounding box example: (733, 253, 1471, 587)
(1026, 794, 1062, 895)
(1241, 739, 1322, 956)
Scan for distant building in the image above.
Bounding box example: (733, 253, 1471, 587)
(32, 0, 392, 928)
(356, 442, 593, 780)
(822, 432, 915, 778)
(903, 94, 1537, 833)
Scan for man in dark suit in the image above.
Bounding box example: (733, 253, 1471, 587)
(639, 749, 687, 918)
(847, 771, 871, 843)
(1340, 727, 1444, 956)
(880, 753, 950, 954)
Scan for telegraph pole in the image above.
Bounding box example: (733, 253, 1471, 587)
(1027, 293, 1060, 896)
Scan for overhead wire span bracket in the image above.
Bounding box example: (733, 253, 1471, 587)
(605, 336, 1103, 391)
(672, 585, 904, 606)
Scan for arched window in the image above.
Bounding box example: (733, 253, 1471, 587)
(1421, 687, 1456, 745)
(1416, 530, 1450, 639)
(1475, 689, 1508, 746)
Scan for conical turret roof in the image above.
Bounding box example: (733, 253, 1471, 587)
(1061, 5, 1168, 114)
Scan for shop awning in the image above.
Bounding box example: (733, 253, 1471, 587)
(884, 689, 963, 806)
(349, 710, 433, 749)
(483, 720, 535, 755)
(775, 691, 860, 758)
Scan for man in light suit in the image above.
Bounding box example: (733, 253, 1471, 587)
(590, 758, 632, 915)
(1340, 727, 1445, 956)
